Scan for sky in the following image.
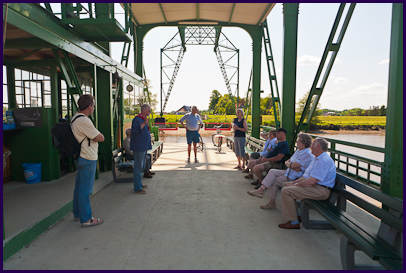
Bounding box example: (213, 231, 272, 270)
(110, 3, 392, 112)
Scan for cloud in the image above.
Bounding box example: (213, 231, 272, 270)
(298, 55, 320, 66)
(352, 82, 386, 95)
(332, 76, 348, 85)
(378, 58, 389, 65)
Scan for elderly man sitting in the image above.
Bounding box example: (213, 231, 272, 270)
(278, 137, 336, 229)
(250, 128, 289, 186)
(242, 130, 277, 177)
(247, 133, 314, 200)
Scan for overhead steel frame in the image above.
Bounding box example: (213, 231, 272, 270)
(133, 22, 261, 137)
(4, 3, 143, 173)
(158, 26, 240, 115)
(292, 3, 356, 151)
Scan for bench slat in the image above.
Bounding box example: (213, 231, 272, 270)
(307, 200, 401, 260)
(337, 174, 402, 212)
(338, 190, 402, 230)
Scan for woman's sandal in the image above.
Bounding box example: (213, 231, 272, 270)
(81, 217, 103, 228)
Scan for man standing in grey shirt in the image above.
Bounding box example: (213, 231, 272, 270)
(180, 106, 203, 163)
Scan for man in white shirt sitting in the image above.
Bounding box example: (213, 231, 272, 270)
(278, 137, 336, 229)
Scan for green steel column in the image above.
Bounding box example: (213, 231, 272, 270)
(134, 27, 148, 77)
(251, 27, 262, 139)
(281, 3, 299, 149)
(6, 66, 16, 109)
(382, 3, 403, 198)
(119, 78, 124, 147)
(92, 64, 99, 179)
(96, 67, 113, 172)
(50, 66, 59, 121)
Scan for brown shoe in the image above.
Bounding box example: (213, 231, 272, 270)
(242, 168, 250, 173)
(132, 189, 146, 194)
(244, 174, 253, 179)
(247, 190, 263, 198)
(260, 202, 276, 210)
(278, 221, 300, 229)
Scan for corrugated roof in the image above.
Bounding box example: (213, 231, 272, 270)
(129, 3, 275, 26)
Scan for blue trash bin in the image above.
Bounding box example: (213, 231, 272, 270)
(22, 163, 42, 184)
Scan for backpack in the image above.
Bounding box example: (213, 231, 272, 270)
(51, 115, 88, 159)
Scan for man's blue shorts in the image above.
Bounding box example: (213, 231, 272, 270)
(186, 130, 201, 144)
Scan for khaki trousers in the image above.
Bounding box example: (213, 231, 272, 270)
(263, 169, 290, 201)
(281, 184, 330, 221)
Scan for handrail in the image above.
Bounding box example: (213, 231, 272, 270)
(259, 124, 383, 188)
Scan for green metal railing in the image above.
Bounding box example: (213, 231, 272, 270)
(258, 124, 384, 188)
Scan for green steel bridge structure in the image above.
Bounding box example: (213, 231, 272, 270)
(2, 2, 403, 263)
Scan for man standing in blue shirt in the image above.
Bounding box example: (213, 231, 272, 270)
(131, 104, 152, 194)
(279, 137, 336, 229)
(180, 106, 203, 163)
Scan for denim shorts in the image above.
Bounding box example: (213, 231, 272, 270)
(186, 130, 200, 144)
(234, 137, 246, 157)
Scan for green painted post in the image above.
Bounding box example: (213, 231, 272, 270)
(250, 27, 262, 139)
(92, 64, 99, 179)
(281, 3, 299, 151)
(119, 78, 124, 147)
(96, 67, 113, 172)
(50, 66, 59, 121)
(134, 27, 147, 78)
(6, 66, 16, 109)
(382, 3, 403, 198)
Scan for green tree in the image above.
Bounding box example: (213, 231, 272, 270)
(215, 94, 235, 115)
(209, 90, 221, 113)
(296, 91, 321, 124)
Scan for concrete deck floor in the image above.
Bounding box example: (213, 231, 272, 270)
(4, 136, 379, 269)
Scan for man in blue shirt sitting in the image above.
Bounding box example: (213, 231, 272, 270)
(243, 130, 277, 178)
(278, 137, 336, 229)
(251, 128, 289, 186)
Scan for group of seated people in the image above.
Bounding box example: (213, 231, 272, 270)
(241, 128, 336, 229)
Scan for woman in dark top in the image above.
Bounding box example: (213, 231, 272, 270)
(233, 108, 248, 170)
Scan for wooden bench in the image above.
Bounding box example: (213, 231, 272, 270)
(112, 140, 163, 183)
(300, 173, 403, 270)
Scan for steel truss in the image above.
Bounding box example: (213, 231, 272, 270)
(292, 3, 356, 146)
(160, 26, 239, 115)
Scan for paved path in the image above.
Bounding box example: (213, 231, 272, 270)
(4, 139, 375, 269)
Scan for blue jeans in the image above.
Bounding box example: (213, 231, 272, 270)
(73, 157, 97, 223)
(133, 151, 146, 191)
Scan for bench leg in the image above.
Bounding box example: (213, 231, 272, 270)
(300, 202, 335, 230)
(340, 236, 384, 270)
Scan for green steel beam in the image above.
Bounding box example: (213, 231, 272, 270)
(382, 3, 403, 198)
(178, 26, 186, 51)
(196, 3, 200, 21)
(6, 3, 142, 85)
(159, 3, 168, 24)
(281, 3, 299, 151)
(214, 26, 222, 51)
(96, 67, 113, 172)
(6, 66, 16, 109)
(229, 4, 236, 22)
(292, 3, 355, 150)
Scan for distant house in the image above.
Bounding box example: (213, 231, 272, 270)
(175, 105, 191, 115)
